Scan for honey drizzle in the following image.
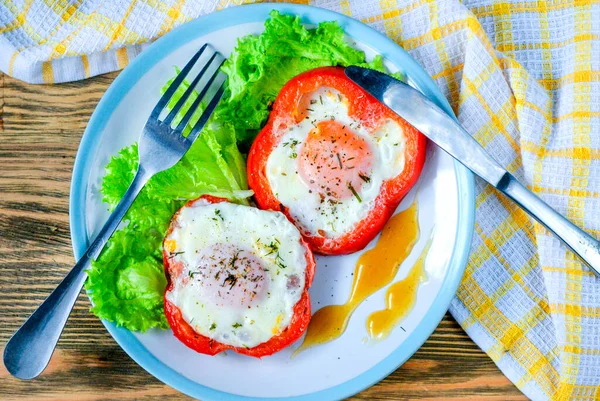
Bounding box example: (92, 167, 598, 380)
(295, 198, 420, 354)
(366, 236, 432, 340)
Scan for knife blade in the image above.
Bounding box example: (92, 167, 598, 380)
(345, 65, 600, 276)
(345, 65, 508, 187)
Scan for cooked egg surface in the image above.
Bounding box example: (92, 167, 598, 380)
(266, 86, 407, 237)
(165, 199, 307, 349)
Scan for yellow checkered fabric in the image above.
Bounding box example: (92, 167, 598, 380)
(2, 0, 599, 399)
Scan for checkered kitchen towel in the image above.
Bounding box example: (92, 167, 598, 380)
(2, 0, 600, 399)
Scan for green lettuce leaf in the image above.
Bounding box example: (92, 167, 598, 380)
(86, 9, 391, 332)
(218, 10, 390, 147)
(86, 230, 168, 331)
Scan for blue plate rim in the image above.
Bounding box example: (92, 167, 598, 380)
(69, 3, 475, 400)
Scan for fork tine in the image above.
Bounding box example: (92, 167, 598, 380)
(186, 84, 225, 145)
(174, 58, 225, 133)
(150, 43, 208, 120)
(163, 52, 218, 126)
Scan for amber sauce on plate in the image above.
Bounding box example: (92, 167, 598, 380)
(366, 236, 432, 340)
(295, 197, 428, 354)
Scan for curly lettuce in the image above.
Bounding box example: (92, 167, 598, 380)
(218, 10, 389, 147)
(86, 10, 390, 332)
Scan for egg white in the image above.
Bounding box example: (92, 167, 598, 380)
(165, 199, 307, 349)
(266, 87, 407, 237)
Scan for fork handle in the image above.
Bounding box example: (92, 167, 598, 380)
(3, 167, 150, 380)
(499, 174, 600, 276)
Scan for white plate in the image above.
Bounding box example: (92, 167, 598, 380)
(70, 4, 474, 400)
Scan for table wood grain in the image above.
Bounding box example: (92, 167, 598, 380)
(0, 71, 526, 400)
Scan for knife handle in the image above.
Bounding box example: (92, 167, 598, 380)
(498, 174, 600, 275)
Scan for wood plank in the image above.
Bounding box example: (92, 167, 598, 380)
(0, 71, 525, 400)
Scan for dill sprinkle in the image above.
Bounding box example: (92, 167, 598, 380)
(358, 173, 371, 183)
(265, 239, 280, 255)
(283, 139, 300, 148)
(168, 251, 184, 259)
(222, 274, 238, 290)
(336, 153, 343, 169)
(229, 251, 240, 269)
(348, 182, 362, 203)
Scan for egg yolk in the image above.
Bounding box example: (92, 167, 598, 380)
(190, 244, 269, 308)
(298, 120, 374, 199)
(164, 239, 177, 253)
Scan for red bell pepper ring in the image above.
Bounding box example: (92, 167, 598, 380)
(163, 195, 316, 358)
(247, 66, 427, 255)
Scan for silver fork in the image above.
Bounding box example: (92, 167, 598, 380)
(3, 44, 226, 380)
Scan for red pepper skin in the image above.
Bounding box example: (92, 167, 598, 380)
(247, 66, 427, 255)
(163, 195, 316, 358)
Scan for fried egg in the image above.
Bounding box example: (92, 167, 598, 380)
(265, 86, 407, 237)
(164, 198, 309, 349)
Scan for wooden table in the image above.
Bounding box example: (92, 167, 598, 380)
(0, 71, 526, 400)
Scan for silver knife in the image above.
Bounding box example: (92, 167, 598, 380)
(346, 65, 600, 277)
